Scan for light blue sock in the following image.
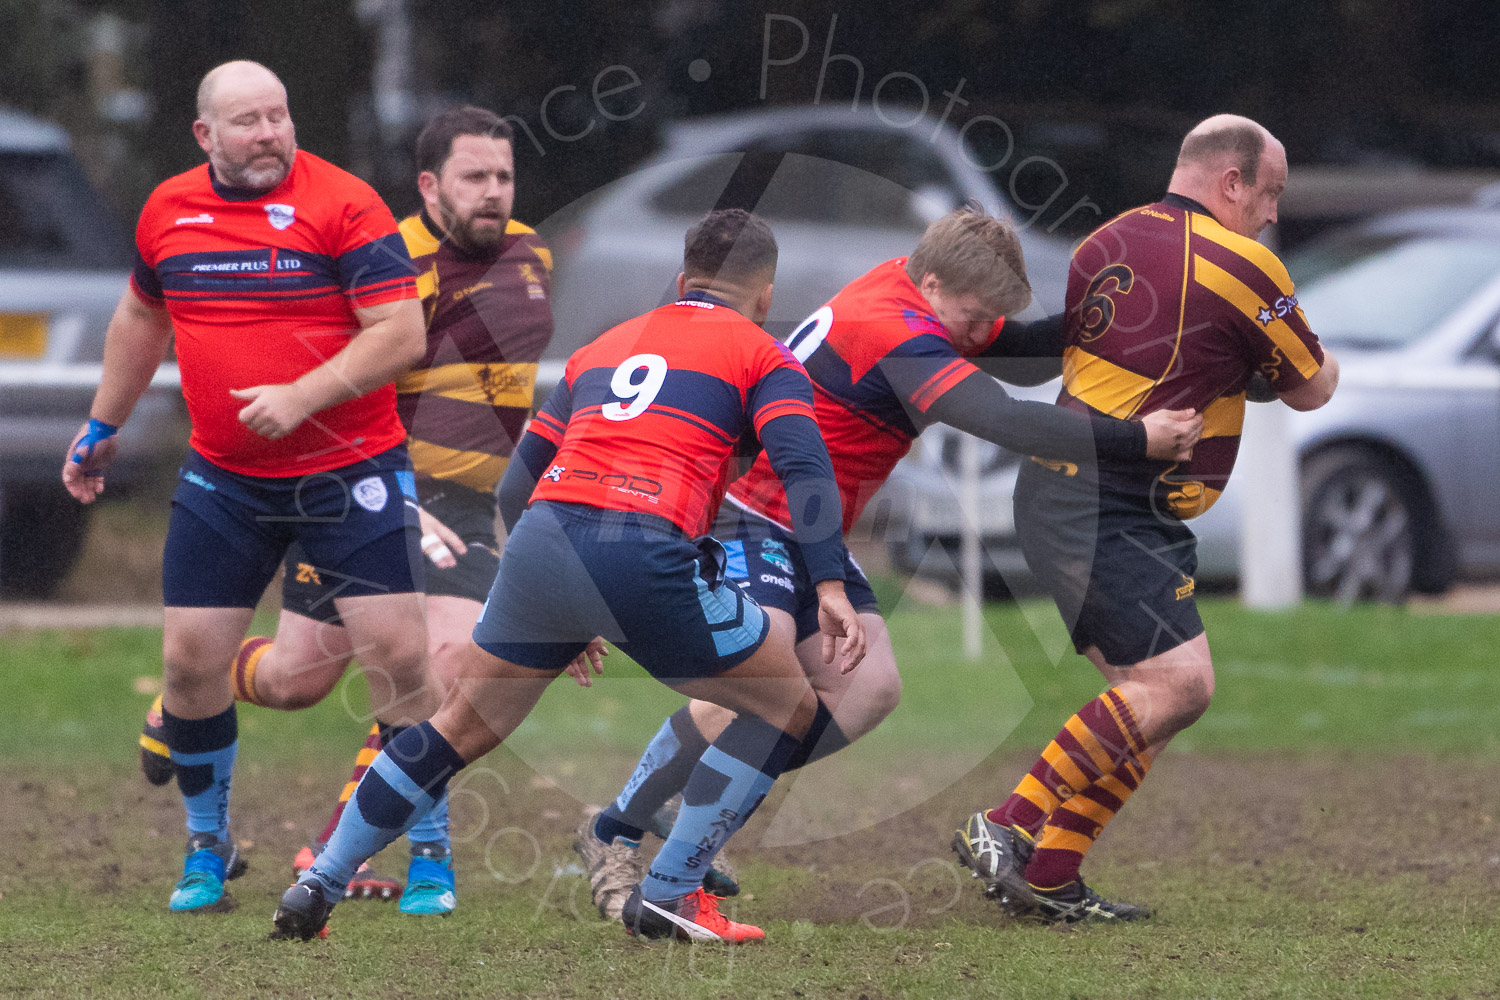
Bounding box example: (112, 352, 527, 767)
(306, 722, 465, 900)
(405, 789, 450, 850)
(640, 715, 799, 902)
(162, 703, 238, 841)
(599, 706, 710, 841)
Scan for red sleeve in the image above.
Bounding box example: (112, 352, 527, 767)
(334, 189, 418, 309)
(129, 197, 165, 304)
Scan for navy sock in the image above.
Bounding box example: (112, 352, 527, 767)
(600, 706, 710, 840)
(781, 698, 848, 772)
(640, 714, 799, 901)
(163, 702, 238, 842)
(379, 720, 448, 850)
(306, 721, 465, 899)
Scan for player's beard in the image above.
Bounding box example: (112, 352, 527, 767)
(438, 192, 508, 256)
(212, 136, 296, 192)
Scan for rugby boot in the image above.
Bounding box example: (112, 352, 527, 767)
(168, 832, 247, 912)
(952, 811, 1035, 913)
(574, 814, 644, 921)
(293, 845, 401, 901)
(271, 879, 336, 941)
(1029, 880, 1150, 923)
(139, 694, 174, 787)
(621, 885, 764, 943)
(649, 795, 741, 897)
(399, 843, 456, 916)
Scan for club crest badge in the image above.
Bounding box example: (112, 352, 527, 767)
(265, 203, 296, 231)
(352, 476, 389, 512)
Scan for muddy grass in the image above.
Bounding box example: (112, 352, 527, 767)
(6, 750, 1496, 927)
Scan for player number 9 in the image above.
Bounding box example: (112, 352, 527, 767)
(603, 353, 668, 421)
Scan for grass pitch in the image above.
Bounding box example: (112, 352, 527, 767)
(1, 595, 1498, 999)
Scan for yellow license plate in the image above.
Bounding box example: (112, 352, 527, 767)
(0, 313, 47, 358)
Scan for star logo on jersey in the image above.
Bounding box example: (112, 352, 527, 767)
(1256, 305, 1274, 326)
(265, 203, 296, 231)
(543, 464, 564, 482)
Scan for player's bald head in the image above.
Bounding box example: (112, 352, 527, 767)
(1168, 114, 1288, 239)
(196, 61, 286, 121)
(1176, 114, 1279, 186)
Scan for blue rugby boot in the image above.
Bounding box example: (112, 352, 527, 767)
(398, 843, 456, 916)
(168, 832, 247, 912)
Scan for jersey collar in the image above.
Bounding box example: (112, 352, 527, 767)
(1161, 191, 1220, 224)
(675, 289, 733, 309)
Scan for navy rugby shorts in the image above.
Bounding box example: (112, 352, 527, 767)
(282, 479, 498, 624)
(471, 500, 770, 678)
(1013, 458, 1204, 666)
(162, 446, 422, 609)
(711, 502, 879, 643)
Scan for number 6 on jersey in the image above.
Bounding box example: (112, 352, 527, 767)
(602, 353, 668, 421)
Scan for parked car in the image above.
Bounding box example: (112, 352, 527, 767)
(0, 108, 182, 596)
(886, 201, 1500, 602)
(539, 103, 1074, 360)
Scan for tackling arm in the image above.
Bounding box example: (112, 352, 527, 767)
(922, 370, 1148, 462)
(969, 312, 1069, 387)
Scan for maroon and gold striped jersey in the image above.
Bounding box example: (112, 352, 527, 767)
(394, 212, 553, 494)
(1051, 193, 1325, 519)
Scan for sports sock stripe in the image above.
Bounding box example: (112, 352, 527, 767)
(989, 686, 1149, 841)
(317, 724, 384, 845)
(1023, 687, 1152, 887)
(231, 637, 272, 706)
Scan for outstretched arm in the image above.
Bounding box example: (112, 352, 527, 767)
(921, 369, 1146, 462)
(970, 313, 1068, 387)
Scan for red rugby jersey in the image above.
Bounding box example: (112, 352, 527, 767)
(728, 258, 1000, 534)
(527, 295, 818, 538)
(131, 151, 417, 477)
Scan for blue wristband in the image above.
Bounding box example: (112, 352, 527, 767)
(71, 418, 119, 463)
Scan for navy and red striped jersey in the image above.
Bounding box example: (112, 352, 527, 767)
(131, 151, 416, 476)
(527, 293, 822, 540)
(729, 258, 1002, 534)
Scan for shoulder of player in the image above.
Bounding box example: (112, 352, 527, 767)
(504, 219, 552, 270)
(398, 213, 441, 260)
(294, 152, 398, 230)
(1187, 211, 1295, 296)
(295, 150, 378, 199)
(1072, 205, 1155, 251)
(138, 164, 211, 220)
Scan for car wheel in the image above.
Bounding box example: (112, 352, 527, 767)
(0, 485, 92, 598)
(1300, 449, 1415, 605)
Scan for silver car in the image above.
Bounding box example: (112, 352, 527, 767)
(888, 202, 1500, 601)
(0, 108, 181, 596)
(540, 104, 1073, 358)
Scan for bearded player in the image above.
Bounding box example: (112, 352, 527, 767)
(574, 204, 1205, 920)
(136, 105, 558, 916)
(67, 61, 433, 913)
